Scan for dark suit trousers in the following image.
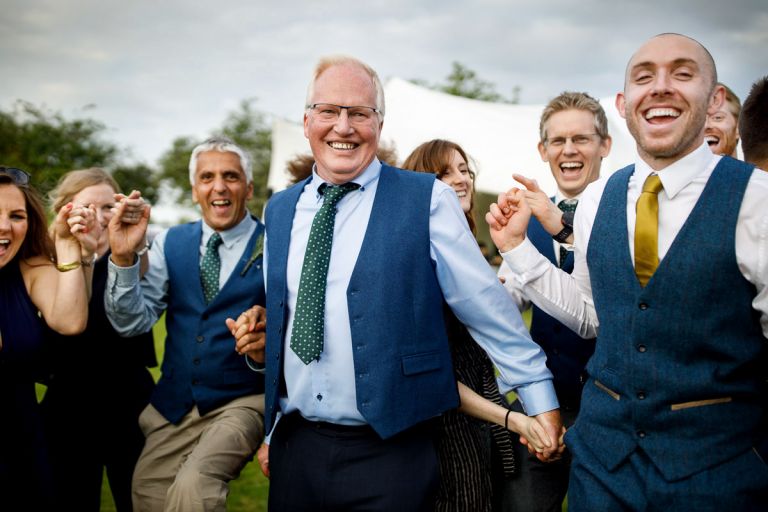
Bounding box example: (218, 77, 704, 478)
(268, 413, 439, 512)
(501, 399, 576, 512)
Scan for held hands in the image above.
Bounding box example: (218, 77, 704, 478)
(485, 187, 531, 253)
(54, 202, 98, 257)
(108, 190, 151, 267)
(226, 305, 267, 363)
(521, 409, 566, 462)
(513, 174, 565, 237)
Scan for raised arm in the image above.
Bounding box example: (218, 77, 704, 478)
(24, 203, 96, 335)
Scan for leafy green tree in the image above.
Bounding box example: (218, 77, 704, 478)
(156, 136, 198, 194)
(411, 62, 520, 104)
(112, 163, 160, 205)
(155, 99, 271, 215)
(0, 100, 119, 193)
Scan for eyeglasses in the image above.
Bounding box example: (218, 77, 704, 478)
(545, 134, 599, 148)
(307, 103, 380, 124)
(0, 166, 30, 186)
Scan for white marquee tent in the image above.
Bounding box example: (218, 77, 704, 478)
(267, 77, 638, 196)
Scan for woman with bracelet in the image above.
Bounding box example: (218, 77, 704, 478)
(0, 165, 95, 510)
(403, 141, 548, 512)
(42, 168, 156, 510)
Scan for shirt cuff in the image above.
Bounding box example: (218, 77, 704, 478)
(245, 355, 266, 373)
(109, 256, 141, 286)
(514, 380, 560, 416)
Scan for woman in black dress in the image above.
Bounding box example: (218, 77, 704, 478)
(42, 168, 157, 510)
(0, 166, 94, 511)
(403, 141, 548, 512)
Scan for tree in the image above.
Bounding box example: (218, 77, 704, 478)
(411, 62, 520, 104)
(155, 99, 272, 215)
(0, 101, 119, 193)
(112, 163, 160, 205)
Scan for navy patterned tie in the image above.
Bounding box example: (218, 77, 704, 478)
(557, 199, 578, 269)
(290, 182, 359, 364)
(200, 232, 223, 304)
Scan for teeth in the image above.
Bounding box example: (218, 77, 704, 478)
(705, 135, 719, 144)
(0, 240, 9, 245)
(561, 162, 583, 169)
(456, 191, 467, 197)
(645, 108, 680, 119)
(329, 142, 356, 150)
(212, 200, 230, 206)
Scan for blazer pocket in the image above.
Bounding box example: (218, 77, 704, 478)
(594, 379, 621, 401)
(401, 351, 441, 376)
(670, 396, 732, 411)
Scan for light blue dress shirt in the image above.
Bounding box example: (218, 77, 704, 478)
(268, 159, 557, 428)
(105, 214, 258, 337)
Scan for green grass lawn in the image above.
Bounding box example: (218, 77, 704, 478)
(52, 307, 552, 510)
(95, 315, 270, 511)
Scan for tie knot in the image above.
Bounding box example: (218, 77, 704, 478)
(207, 232, 223, 250)
(557, 199, 579, 213)
(320, 182, 360, 206)
(642, 174, 664, 195)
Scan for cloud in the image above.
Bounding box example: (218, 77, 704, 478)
(1, 0, 765, 165)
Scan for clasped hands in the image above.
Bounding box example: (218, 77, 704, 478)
(227, 305, 266, 363)
(485, 174, 566, 252)
(525, 409, 566, 462)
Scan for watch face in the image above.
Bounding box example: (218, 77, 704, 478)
(561, 210, 575, 229)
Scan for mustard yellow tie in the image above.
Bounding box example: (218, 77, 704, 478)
(634, 174, 664, 287)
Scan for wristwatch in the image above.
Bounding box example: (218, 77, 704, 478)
(553, 210, 575, 243)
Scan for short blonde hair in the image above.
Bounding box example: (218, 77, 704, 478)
(49, 167, 120, 213)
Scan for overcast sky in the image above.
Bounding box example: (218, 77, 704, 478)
(2, 0, 766, 167)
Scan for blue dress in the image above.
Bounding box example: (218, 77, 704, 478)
(0, 259, 54, 510)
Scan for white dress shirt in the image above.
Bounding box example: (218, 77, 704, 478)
(502, 143, 768, 338)
(499, 190, 583, 312)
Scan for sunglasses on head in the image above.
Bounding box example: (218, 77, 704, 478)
(0, 166, 31, 186)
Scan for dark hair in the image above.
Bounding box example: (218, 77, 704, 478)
(0, 175, 54, 263)
(402, 139, 477, 234)
(739, 76, 768, 168)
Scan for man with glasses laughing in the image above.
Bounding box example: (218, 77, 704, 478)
(246, 55, 564, 511)
(498, 91, 612, 512)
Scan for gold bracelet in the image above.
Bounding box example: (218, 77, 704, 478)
(56, 260, 82, 272)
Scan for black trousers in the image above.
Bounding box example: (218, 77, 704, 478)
(500, 399, 577, 512)
(268, 413, 439, 512)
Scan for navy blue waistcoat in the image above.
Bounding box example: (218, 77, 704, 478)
(156, 219, 265, 424)
(578, 157, 764, 480)
(264, 165, 459, 439)
(527, 212, 596, 408)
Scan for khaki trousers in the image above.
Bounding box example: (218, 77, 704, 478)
(132, 394, 264, 512)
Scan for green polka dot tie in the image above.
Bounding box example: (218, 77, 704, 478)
(201, 232, 223, 304)
(557, 199, 578, 269)
(290, 182, 359, 364)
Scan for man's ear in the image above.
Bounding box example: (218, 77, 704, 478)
(616, 92, 627, 119)
(708, 84, 726, 116)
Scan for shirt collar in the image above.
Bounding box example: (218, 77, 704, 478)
(201, 214, 255, 249)
(554, 189, 583, 205)
(308, 158, 382, 198)
(634, 142, 720, 199)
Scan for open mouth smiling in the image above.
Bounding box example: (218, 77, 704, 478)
(560, 161, 584, 176)
(327, 142, 358, 150)
(644, 107, 681, 124)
